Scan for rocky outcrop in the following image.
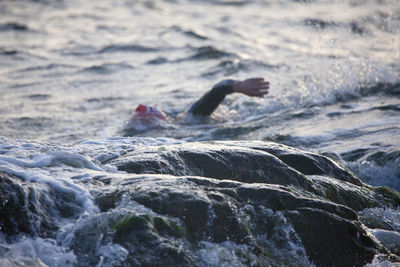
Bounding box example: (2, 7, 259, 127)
(1, 140, 400, 266)
(91, 174, 380, 266)
(91, 141, 399, 266)
(107, 141, 399, 211)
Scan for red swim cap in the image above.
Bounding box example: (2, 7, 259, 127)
(130, 104, 166, 122)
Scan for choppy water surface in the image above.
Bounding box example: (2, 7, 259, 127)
(0, 0, 400, 266)
(2, 0, 399, 184)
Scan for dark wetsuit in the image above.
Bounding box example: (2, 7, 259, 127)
(188, 79, 236, 116)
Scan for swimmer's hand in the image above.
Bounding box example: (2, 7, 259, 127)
(233, 78, 269, 97)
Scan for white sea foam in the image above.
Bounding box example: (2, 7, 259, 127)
(232, 58, 400, 120)
(359, 208, 400, 232)
(0, 138, 101, 266)
(196, 241, 254, 267)
(95, 243, 129, 267)
(0, 237, 76, 267)
(347, 160, 400, 191)
(369, 229, 400, 254)
(0, 160, 98, 216)
(364, 255, 397, 267)
(196, 205, 313, 267)
(0, 136, 186, 267)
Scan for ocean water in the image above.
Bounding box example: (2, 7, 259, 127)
(0, 0, 399, 266)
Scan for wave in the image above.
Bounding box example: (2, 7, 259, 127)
(60, 45, 97, 56)
(168, 25, 208, 40)
(146, 56, 168, 65)
(198, 0, 251, 6)
(6, 117, 54, 129)
(304, 19, 366, 34)
(260, 134, 400, 190)
(26, 94, 52, 100)
(201, 59, 245, 77)
(280, 57, 400, 111)
(359, 82, 400, 97)
(0, 49, 18, 56)
(0, 48, 46, 60)
(9, 82, 41, 89)
(86, 96, 125, 103)
(80, 63, 134, 74)
(344, 148, 400, 191)
(17, 63, 77, 73)
(181, 46, 235, 61)
(98, 44, 159, 54)
(146, 45, 238, 65)
(0, 22, 30, 32)
(202, 59, 283, 77)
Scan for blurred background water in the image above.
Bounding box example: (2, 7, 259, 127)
(1, 0, 399, 188)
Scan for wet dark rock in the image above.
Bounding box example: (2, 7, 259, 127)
(284, 208, 377, 267)
(0, 171, 84, 239)
(112, 141, 362, 187)
(69, 208, 195, 267)
(3, 141, 400, 266)
(108, 141, 400, 211)
(92, 172, 388, 266)
(90, 141, 400, 266)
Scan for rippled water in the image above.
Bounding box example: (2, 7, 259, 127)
(0, 0, 400, 265)
(1, 0, 398, 140)
(1, 0, 399, 185)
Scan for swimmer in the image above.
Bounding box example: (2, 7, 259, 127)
(189, 77, 269, 116)
(127, 77, 269, 128)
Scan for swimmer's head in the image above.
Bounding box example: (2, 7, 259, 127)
(130, 104, 166, 122)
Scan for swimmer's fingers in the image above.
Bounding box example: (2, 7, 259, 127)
(247, 82, 269, 96)
(234, 78, 270, 97)
(246, 77, 265, 83)
(246, 79, 270, 89)
(246, 88, 269, 97)
(254, 82, 270, 90)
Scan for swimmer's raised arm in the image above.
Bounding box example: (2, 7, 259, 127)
(233, 77, 269, 98)
(189, 77, 270, 116)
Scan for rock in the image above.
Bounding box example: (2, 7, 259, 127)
(0, 171, 84, 239)
(67, 207, 196, 267)
(284, 208, 377, 267)
(92, 173, 388, 266)
(2, 140, 400, 266)
(89, 141, 400, 266)
(109, 141, 397, 211)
